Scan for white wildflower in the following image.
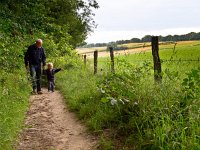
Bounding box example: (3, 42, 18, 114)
(123, 98, 130, 103)
(134, 102, 138, 105)
(110, 98, 118, 106)
(100, 88, 105, 94)
(119, 99, 125, 105)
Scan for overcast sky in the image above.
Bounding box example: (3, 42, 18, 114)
(86, 0, 200, 43)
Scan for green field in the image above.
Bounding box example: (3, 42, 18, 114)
(95, 41, 200, 75)
(57, 40, 200, 149)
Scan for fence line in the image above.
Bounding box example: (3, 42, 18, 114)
(109, 47, 115, 73)
(81, 37, 200, 82)
(94, 50, 98, 74)
(78, 44, 200, 55)
(93, 59, 200, 63)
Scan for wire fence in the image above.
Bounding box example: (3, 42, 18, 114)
(78, 43, 200, 55)
(80, 37, 200, 82)
(80, 44, 200, 63)
(96, 59, 200, 63)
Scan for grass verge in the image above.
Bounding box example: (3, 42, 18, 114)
(56, 45, 200, 149)
(0, 70, 30, 149)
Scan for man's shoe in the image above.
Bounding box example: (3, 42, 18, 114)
(31, 90, 37, 95)
(37, 91, 43, 94)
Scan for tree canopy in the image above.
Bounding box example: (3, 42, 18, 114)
(0, 0, 99, 48)
(0, 0, 99, 72)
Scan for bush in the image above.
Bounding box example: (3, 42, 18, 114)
(0, 70, 30, 149)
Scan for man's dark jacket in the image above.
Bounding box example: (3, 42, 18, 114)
(24, 44, 46, 66)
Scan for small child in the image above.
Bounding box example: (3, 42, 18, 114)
(44, 62, 61, 92)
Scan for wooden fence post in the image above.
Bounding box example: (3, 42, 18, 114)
(152, 36, 162, 82)
(94, 50, 98, 74)
(84, 55, 87, 66)
(173, 42, 177, 51)
(109, 47, 115, 73)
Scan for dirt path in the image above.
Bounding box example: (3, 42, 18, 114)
(17, 89, 98, 150)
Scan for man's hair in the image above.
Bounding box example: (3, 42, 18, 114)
(36, 39, 43, 43)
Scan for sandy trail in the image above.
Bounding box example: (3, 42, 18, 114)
(17, 89, 97, 150)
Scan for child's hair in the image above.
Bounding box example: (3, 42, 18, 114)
(47, 62, 53, 69)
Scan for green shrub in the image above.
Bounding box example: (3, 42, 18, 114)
(57, 56, 200, 149)
(0, 70, 30, 149)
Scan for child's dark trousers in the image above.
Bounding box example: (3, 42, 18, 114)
(48, 80, 55, 92)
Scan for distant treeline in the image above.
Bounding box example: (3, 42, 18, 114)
(82, 32, 200, 48)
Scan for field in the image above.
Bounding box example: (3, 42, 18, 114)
(59, 40, 200, 149)
(77, 41, 200, 59)
(77, 46, 107, 55)
(80, 41, 200, 74)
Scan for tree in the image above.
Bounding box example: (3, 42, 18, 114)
(141, 35, 152, 42)
(0, 0, 99, 48)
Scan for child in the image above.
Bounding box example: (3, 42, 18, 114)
(44, 62, 61, 92)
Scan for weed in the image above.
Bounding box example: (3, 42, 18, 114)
(57, 41, 200, 149)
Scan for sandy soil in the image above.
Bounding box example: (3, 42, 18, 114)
(16, 89, 98, 150)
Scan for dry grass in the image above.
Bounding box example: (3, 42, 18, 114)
(76, 47, 107, 54)
(77, 40, 200, 58)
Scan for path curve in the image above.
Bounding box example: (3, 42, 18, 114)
(17, 89, 98, 150)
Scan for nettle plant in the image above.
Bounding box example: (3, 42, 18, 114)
(97, 61, 153, 106)
(182, 67, 200, 99)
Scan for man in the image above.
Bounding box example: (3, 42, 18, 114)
(24, 39, 46, 94)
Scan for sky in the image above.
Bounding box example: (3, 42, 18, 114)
(86, 0, 200, 43)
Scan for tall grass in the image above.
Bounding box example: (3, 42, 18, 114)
(58, 67, 200, 149)
(0, 70, 30, 149)
(0, 33, 32, 149)
(56, 42, 200, 149)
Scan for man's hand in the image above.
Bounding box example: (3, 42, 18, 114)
(42, 65, 46, 75)
(42, 65, 46, 70)
(25, 65, 29, 70)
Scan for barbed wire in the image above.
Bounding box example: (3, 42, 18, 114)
(87, 59, 200, 63)
(78, 44, 200, 55)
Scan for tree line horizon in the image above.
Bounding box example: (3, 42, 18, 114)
(82, 32, 200, 48)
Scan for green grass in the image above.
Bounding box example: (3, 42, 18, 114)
(124, 41, 200, 61)
(95, 41, 200, 75)
(0, 70, 30, 149)
(56, 41, 200, 150)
